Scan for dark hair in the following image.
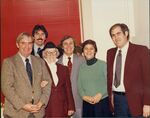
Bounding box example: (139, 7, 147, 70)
(82, 39, 97, 52)
(32, 24, 48, 38)
(60, 35, 76, 47)
(109, 23, 130, 40)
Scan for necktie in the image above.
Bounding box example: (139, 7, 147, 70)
(37, 47, 41, 54)
(25, 59, 35, 118)
(25, 58, 33, 85)
(114, 50, 122, 88)
(67, 57, 72, 76)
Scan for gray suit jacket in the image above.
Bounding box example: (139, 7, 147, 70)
(57, 54, 84, 118)
(1, 53, 51, 118)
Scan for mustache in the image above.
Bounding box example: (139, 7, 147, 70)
(37, 38, 43, 41)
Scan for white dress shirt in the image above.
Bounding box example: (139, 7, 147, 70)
(18, 52, 32, 68)
(45, 59, 59, 86)
(62, 54, 73, 66)
(112, 41, 129, 92)
(34, 43, 44, 57)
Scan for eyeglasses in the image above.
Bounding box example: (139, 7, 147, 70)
(46, 51, 57, 55)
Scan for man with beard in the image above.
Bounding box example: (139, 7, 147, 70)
(31, 24, 48, 57)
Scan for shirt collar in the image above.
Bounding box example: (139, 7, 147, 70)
(34, 43, 44, 51)
(63, 53, 73, 59)
(117, 41, 129, 53)
(18, 52, 31, 63)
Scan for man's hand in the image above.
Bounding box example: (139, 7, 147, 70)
(143, 105, 150, 117)
(36, 101, 43, 110)
(22, 103, 39, 113)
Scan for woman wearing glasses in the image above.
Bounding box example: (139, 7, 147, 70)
(40, 42, 75, 118)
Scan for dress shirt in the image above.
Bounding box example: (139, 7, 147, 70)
(34, 43, 44, 57)
(112, 41, 129, 92)
(18, 52, 32, 68)
(45, 59, 59, 86)
(62, 54, 73, 66)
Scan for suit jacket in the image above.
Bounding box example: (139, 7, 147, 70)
(107, 42, 150, 116)
(45, 63, 75, 117)
(31, 47, 35, 55)
(1, 53, 52, 118)
(31, 46, 43, 57)
(57, 54, 85, 118)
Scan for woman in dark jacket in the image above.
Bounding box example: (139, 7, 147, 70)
(40, 42, 75, 118)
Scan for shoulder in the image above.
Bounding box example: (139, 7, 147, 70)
(107, 47, 117, 54)
(73, 54, 85, 62)
(97, 59, 106, 65)
(131, 43, 148, 51)
(31, 55, 45, 65)
(129, 43, 149, 57)
(79, 61, 87, 70)
(31, 55, 43, 61)
(2, 54, 18, 64)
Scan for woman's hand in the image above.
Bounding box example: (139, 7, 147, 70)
(68, 110, 75, 116)
(82, 96, 95, 104)
(93, 93, 102, 104)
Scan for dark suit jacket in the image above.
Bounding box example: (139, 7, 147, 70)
(31, 47, 35, 55)
(107, 42, 150, 116)
(45, 63, 75, 117)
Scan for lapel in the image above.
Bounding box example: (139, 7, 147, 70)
(71, 54, 76, 74)
(15, 54, 32, 87)
(110, 48, 117, 74)
(31, 55, 37, 87)
(124, 42, 135, 79)
(31, 46, 35, 55)
(57, 56, 63, 65)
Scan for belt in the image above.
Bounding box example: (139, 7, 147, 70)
(113, 91, 126, 95)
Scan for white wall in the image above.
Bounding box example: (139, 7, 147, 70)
(132, 0, 149, 47)
(79, 0, 149, 61)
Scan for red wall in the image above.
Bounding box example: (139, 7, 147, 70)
(1, 0, 81, 103)
(1, 0, 81, 60)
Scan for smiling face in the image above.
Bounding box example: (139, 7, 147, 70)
(16, 35, 33, 58)
(83, 44, 96, 60)
(111, 26, 128, 48)
(62, 38, 75, 56)
(33, 30, 46, 46)
(43, 48, 57, 63)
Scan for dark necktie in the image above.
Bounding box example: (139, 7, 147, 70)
(25, 59, 35, 118)
(114, 50, 122, 88)
(67, 57, 72, 76)
(37, 47, 41, 54)
(25, 58, 33, 85)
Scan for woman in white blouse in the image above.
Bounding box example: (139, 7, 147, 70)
(40, 42, 75, 118)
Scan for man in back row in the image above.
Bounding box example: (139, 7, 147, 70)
(57, 35, 85, 118)
(31, 24, 48, 57)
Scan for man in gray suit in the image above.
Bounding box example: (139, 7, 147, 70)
(57, 35, 84, 118)
(1, 32, 51, 118)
